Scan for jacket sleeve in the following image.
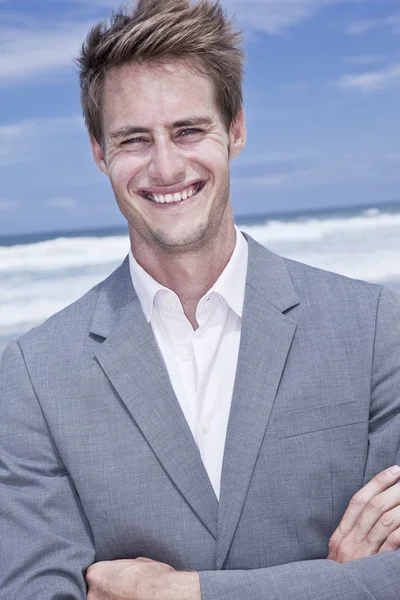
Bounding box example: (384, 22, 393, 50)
(0, 340, 95, 600)
(200, 287, 400, 600)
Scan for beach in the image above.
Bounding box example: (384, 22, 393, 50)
(1, 201, 400, 355)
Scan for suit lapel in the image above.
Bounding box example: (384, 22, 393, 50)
(216, 236, 299, 568)
(90, 259, 218, 539)
(88, 235, 300, 556)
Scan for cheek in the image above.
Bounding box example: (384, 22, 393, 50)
(186, 146, 228, 177)
(108, 155, 143, 191)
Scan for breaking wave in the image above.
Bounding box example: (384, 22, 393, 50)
(1, 207, 400, 351)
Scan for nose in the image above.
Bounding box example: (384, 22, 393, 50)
(147, 136, 186, 186)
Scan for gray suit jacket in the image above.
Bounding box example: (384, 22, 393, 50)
(1, 233, 400, 599)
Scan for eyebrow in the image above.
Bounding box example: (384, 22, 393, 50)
(109, 117, 214, 140)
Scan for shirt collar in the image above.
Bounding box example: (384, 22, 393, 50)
(129, 225, 248, 323)
(129, 250, 167, 323)
(207, 226, 248, 318)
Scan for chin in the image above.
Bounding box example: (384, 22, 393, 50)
(151, 223, 210, 251)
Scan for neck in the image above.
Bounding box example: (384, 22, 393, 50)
(130, 222, 237, 329)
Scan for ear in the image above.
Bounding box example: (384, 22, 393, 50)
(89, 135, 109, 175)
(229, 108, 246, 161)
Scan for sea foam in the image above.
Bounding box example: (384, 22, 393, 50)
(1, 208, 399, 351)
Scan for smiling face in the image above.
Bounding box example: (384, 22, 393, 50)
(90, 59, 246, 256)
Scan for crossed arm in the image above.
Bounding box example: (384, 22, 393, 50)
(86, 287, 400, 599)
(85, 466, 400, 599)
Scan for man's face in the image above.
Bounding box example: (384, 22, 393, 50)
(91, 60, 246, 253)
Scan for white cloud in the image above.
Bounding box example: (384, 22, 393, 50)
(0, 116, 84, 165)
(233, 174, 290, 187)
(346, 12, 400, 36)
(337, 64, 400, 91)
(221, 0, 358, 35)
(0, 0, 370, 91)
(0, 116, 83, 139)
(0, 22, 91, 83)
(0, 199, 19, 212)
(0, 0, 390, 90)
(46, 197, 78, 210)
(74, 0, 348, 31)
(83, 0, 399, 37)
(237, 150, 307, 166)
(385, 152, 400, 163)
(82, 0, 122, 5)
(232, 145, 400, 190)
(346, 19, 376, 35)
(346, 55, 385, 66)
(70, 0, 121, 5)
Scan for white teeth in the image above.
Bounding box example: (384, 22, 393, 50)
(145, 182, 203, 204)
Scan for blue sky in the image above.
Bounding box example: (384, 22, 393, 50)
(1, 0, 400, 235)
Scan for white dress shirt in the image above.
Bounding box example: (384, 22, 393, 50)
(129, 227, 248, 499)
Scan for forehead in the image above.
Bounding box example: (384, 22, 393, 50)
(102, 60, 218, 132)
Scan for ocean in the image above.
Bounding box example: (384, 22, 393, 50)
(1, 201, 400, 355)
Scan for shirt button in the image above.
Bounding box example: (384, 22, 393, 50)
(199, 420, 210, 433)
(179, 348, 191, 361)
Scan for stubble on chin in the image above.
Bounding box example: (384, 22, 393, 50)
(130, 175, 232, 257)
(150, 222, 210, 255)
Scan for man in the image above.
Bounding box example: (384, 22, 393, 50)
(1, 0, 400, 598)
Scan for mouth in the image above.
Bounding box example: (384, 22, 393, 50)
(139, 181, 206, 205)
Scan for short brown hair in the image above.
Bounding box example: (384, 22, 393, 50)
(77, 0, 245, 144)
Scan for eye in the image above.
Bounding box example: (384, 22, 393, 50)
(179, 128, 203, 137)
(121, 137, 148, 146)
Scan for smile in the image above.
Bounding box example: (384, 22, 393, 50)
(140, 181, 206, 204)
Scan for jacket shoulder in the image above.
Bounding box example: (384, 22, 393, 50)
(282, 255, 385, 305)
(16, 258, 128, 358)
